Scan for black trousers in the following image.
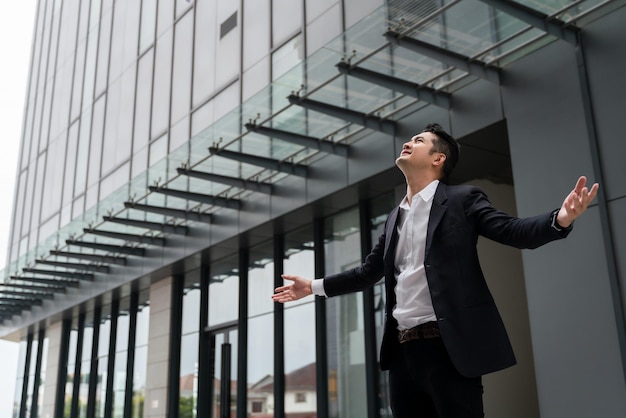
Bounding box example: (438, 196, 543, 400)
(389, 337, 484, 418)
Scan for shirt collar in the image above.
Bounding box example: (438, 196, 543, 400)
(399, 179, 439, 209)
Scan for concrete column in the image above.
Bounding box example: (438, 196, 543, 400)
(144, 277, 173, 418)
(41, 321, 63, 418)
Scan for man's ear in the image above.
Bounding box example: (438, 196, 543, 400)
(433, 153, 447, 167)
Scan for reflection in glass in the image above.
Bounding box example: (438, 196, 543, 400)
(369, 192, 396, 417)
(132, 303, 150, 418)
(78, 322, 94, 418)
(209, 255, 239, 327)
(12, 340, 28, 418)
(271, 34, 303, 82)
(112, 307, 130, 418)
(247, 242, 275, 416)
(64, 326, 78, 418)
(179, 333, 199, 418)
(95, 309, 112, 418)
(324, 207, 367, 418)
(211, 329, 238, 418)
(179, 283, 200, 418)
(283, 226, 317, 418)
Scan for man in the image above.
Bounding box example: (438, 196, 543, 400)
(272, 123, 599, 417)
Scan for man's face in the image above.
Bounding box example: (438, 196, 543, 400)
(395, 131, 440, 170)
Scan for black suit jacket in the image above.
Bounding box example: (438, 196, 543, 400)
(322, 183, 571, 377)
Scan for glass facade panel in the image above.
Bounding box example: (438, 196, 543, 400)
(193, 0, 218, 107)
(40, 136, 67, 222)
(215, 0, 240, 88)
(62, 121, 80, 208)
(171, 12, 194, 126)
(78, 320, 94, 418)
(243, 0, 270, 71)
(283, 226, 317, 417)
(64, 324, 79, 418)
(151, 27, 173, 138)
(247, 242, 274, 416)
(179, 276, 200, 418)
(95, 7, 113, 97)
(140, 0, 157, 53)
(88, 95, 106, 190)
(272, 0, 302, 47)
(24, 339, 38, 417)
(12, 340, 28, 417)
(179, 332, 199, 418)
(209, 255, 239, 327)
(324, 207, 367, 418)
(305, 2, 342, 56)
(271, 34, 303, 81)
(210, 329, 238, 418)
(94, 307, 112, 418)
(133, 304, 150, 418)
(369, 192, 396, 417)
(113, 300, 131, 418)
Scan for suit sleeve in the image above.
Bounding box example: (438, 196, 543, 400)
(464, 187, 571, 249)
(322, 226, 387, 297)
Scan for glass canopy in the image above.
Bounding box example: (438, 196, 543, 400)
(0, 0, 616, 321)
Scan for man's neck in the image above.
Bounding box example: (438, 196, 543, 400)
(404, 174, 439, 205)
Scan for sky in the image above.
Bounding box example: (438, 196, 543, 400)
(0, 1, 37, 416)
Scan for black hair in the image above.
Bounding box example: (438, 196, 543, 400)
(421, 123, 460, 179)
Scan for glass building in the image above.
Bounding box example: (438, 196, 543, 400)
(2, 0, 626, 417)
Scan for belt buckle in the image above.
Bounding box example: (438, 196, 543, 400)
(398, 328, 412, 344)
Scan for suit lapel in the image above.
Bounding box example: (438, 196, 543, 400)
(384, 206, 400, 261)
(425, 183, 448, 259)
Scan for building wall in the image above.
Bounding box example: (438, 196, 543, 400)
(7, 0, 384, 265)
(6, 1, 626, 418)
(501, 7, 626, 417)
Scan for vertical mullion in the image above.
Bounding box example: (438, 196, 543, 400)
(314, 217, 329, 418)
(360, 199, 381, 418)
(167, 276, 184, 418)
(197, 264, 210, 418)
(104, 299, 119, 418)
(19, 333, 33, 418)
(274, 235, 285, 418)
(54, 319, 71, 418)
(123, 292, 139, 418)
(70, 314, 86, 417)
(237, 248, 249, 418)
(29, 328, 45, 418)
(86, 307, 101, 418)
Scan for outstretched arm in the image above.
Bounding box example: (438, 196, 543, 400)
(556, 176, 599, 228)
(272, 274, 313, 303)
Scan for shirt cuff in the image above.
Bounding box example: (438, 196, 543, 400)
(311, 278, 327, 297)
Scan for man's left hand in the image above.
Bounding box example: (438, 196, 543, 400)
(556, 176, 599, 228)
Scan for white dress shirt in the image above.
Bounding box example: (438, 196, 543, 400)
(392, 180, 439, 329)
(312, 180, 439, 331)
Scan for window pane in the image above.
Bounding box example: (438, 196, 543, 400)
(243, 0, 270, 71)
(369, 192, 396, 418)
(171, 12, 193, 126)
(324, 207, 367, 418)
(272, 0, 302, 47)
(209, 255, 239, 327)
(140, 0, 157, 52)
(249, 242, 274, 317)
(283, 226, 317, 417)
(272, 34, 303, 81)
(247, 315, 273, 416)
(151, 27, 173, 138)
(179, 333, 199, 417)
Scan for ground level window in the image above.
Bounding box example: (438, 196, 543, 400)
(295, 392, 306, 403)
(251, 401, 263, 413)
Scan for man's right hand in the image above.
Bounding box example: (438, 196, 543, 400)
(272, 274, 313, 303)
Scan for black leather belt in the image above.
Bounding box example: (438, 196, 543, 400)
(398, 321, 440, 343)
